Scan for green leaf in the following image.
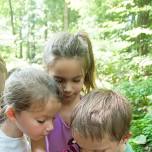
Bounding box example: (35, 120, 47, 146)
(132, 135, 147, 145)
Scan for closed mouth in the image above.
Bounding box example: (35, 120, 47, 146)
(64, 94, 73, 97)
(64, 95, 73, 99)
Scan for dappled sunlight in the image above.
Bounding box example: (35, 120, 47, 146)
(0, 0, 152, 151)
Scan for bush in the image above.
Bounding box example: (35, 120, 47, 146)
(115, 78, 152, 152)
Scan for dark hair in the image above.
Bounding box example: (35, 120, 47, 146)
(0, 67, 63, 122)
(43, 32, 96, 93)
(71, 89, 132, 141)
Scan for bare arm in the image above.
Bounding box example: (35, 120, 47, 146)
(31, 137, 46, 152)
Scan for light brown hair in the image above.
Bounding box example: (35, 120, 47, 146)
(0, 67, 63, 122)
(71, 89, 132, 141)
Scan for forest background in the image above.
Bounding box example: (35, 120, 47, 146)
(0, 0, 152, 151)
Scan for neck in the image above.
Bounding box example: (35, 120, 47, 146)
(119, 143, 126, 152)
(60, 95, 80, 125)
(1, 119, 23, 138)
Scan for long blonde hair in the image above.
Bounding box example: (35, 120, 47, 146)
(43, 32, 96, 93)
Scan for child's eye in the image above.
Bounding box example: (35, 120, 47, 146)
(73, 79, 81, 82)
(37, 120, 45, 124)
(54, 77, 63, 83)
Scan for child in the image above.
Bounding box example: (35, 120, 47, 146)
(0, 56, 7, 96)
(67, 89, 134, 152)
(32, 31, 96, 152)
(0, 67, 63, 152)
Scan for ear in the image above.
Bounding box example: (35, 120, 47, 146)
(6, 106, 16, 121)
(121, 132, 132, 143)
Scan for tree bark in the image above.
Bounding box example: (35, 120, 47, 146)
(64, 0, 69, 31)
(134, 0, 151, 55)
(8, 0, 15, 35)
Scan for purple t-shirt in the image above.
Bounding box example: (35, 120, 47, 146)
(45, 114, 72, 152)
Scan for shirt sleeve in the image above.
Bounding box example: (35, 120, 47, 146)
(125, 143, 134, 152)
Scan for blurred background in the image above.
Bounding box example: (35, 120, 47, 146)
(1, 0, 152, 151)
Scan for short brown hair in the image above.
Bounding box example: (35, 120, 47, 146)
(71, 89, 132, 141)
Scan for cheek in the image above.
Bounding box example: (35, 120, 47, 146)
(77, 78, 84, 88)
(16, 116, 42, 134)
(75, 82, 84, 93)
(18, 120, 34, 131)
(22, 122, 44, 139)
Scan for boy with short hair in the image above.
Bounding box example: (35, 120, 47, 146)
(64, 89, 134, 152)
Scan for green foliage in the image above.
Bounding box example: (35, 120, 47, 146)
(1, 1, 152, 151)
(116, 77, 152, 104)
(115, 77, 152, 152)
(130, 115, 152, 152)
(0, 46, 15, 59)
(96, 44, 152, 152)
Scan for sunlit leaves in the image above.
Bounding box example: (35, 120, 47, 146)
(124, 27, 152, 38)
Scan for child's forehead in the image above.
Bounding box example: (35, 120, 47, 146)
(28, 102, 46, 112)
(24, 102, 61, 119)
(28, 96, 60, 111)
(50, 57, 84, 67)
(48, 58, 84, 76)
(73, 132, 120, 151)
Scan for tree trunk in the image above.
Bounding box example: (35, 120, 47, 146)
(26, 20, 31, 59)
(30, 17, 36, 60)
(135, 0, 151, 55)
(44, 9, 48, 40)
(19, 27, 23, 58)
(64, 0, 69, 31)
(8, 0, 15, 35)
(8, 0, 18, 57)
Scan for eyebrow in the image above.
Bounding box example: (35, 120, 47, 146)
(54, 75, 83, 79)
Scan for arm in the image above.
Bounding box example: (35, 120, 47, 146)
(31, 137, 46, 152)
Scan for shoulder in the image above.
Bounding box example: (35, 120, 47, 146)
(0, 134, 30, 152)
(125, 143, 134, 152)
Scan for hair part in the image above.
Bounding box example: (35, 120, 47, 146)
(0, 67, 63, 122)
(71, 89, 132, 142)
(43, 32, 96, 93)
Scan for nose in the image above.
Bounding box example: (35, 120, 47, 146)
(46, 121, 54, 132)
(63, 82, 72, 92)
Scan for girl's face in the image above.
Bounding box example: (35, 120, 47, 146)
(48, 58, 84, 104)
(13, 96, 61, 140)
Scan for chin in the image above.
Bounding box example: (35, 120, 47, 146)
(63, 97, 72, 102)
(64, 95, 77, 101)
(31, 136, 43, 141)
